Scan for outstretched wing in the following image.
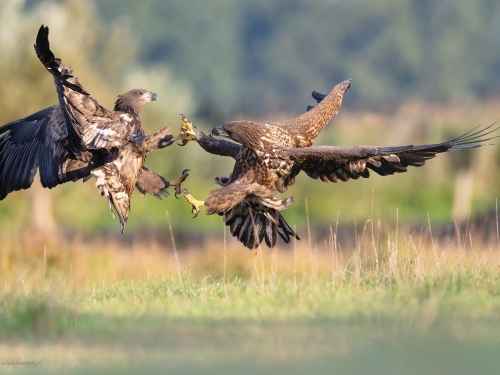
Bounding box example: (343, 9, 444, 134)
(35, 25, 89, 155)
(0, 106, 65, 198)
(0, 105, 101, 199)
(35, 25, 143, 154)
(278, 124, 499, 184)
(197, 132, 241, 159)
(271, 79, 352, 148)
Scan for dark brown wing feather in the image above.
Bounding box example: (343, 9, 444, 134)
(278, 124, 499, 184)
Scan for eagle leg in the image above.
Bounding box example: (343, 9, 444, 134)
(170, 169, 190, 198)
(182, 189, 205, 218)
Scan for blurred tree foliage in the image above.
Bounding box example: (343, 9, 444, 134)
(97, 0, 500, 117)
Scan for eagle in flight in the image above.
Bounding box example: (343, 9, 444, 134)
(0, 25, 195, 234)
(184, 79, 498, 249)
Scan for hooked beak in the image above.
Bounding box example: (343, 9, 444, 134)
(211, 125, 229, 137)
(150, 92, 158, 101)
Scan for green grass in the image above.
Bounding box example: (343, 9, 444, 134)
(2, 263, 500, 374)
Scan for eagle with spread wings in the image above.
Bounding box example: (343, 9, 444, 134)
(0, 25, 195, 234)
(184, 79, 498, 249)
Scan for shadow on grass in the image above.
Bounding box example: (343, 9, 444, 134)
(1, 290, 500, 375)
(4, 326, 500, 375)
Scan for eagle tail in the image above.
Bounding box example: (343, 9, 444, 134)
(222, 199, 300, 249)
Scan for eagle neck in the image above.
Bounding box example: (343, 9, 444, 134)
(114, 99, 141, 117)
(228, 121, 268, 153)
(118, 106, 140, 117)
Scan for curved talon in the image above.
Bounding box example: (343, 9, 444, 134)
(174, 185, 182, 199)
(171, 169, 190, 198)
(182, 188, 191, 195)
(177, 142, 187, 146)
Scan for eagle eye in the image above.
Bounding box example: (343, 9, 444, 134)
(138, 91, 144, 96)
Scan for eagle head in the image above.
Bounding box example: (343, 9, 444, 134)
(211, 122, 247, 144)
(212, 121, 267, 150)
(114, 89, 158, 114)
(211, 124, 231, 138)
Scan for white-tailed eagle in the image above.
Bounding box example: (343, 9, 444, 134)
(0, 25, 195, 234)
(184, 79, 498, 249)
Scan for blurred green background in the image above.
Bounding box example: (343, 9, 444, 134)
(1, 0, 500, 242)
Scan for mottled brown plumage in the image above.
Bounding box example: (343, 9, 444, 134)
(186, 80, 498, 249)
(0, 25, 189, 234)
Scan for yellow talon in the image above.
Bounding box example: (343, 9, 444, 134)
(178, 114, 198, 145)
(183, 189, 205, 218)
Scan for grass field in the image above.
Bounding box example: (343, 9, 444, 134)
(1, 218, 500, 375)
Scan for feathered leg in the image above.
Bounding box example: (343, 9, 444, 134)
(91, 164, 130, 235)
